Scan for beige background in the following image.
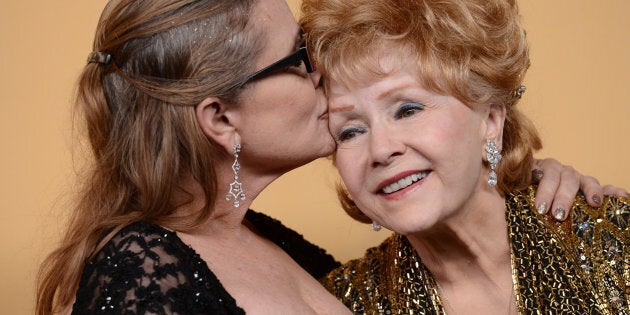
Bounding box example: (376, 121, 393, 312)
(1, 0, 628, 313)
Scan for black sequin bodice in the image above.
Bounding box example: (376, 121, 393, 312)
(72, 210, 340, 314)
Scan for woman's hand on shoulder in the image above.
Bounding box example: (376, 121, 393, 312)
(532, 157, 629, 221)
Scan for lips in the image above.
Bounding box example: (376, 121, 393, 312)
(318, 109, 329, 120)
(377, 171, 429, 194)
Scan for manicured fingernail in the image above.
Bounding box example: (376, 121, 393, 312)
(536, 201, 547, 214)
(553, 207, 566, 220)
(591, 194, 602, 206)
(531, 169, 544, 183)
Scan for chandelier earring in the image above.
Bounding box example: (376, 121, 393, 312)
(226, 144, 246, 207)
(485, 139, 502, 187)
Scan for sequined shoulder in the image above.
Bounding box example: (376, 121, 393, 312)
(321, 234, 395, 314)
(568, 193, 629, 312)
(322, 234, 443, 314)
(506, 187, 630, 313)
(72, 221, 245, 315)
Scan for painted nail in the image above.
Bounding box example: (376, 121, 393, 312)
(553, 207, 566, 221)
(591, 194, 602, 207)
(531, 169, 544, 184)
(536, 201, 547, 214)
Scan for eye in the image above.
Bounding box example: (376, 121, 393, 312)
(394, 102, 424, 119)
(336, 126, 366, 142)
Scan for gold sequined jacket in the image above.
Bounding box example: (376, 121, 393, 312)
(322, 187, 629, 314)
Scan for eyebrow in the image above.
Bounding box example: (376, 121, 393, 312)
(376, 82, 415, 100)
(329, 105, 355, 113)
(329, 81, 416, 114)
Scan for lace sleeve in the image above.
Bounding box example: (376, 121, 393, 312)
(72, 222, 244, 315)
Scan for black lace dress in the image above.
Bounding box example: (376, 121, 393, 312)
(72, 210, 340, 314)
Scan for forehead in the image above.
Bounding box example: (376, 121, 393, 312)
(328, 45, 420, 98)
(327, 42, 418, 91)
(251, 0, 299, 47)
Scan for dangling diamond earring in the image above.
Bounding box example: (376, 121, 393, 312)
(485, 139, 502, 187)
(226, 144, 246, 207)
(372, 221, 382, 232)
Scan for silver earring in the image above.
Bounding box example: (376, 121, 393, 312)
(372, 221, 382, 231)
(226, 144, 245, 207)
(485, 139, 502, 187)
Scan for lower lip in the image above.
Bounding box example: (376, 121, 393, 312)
(378, 173, 428, 200)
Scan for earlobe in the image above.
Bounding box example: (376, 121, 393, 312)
(196, 97, 239, 153)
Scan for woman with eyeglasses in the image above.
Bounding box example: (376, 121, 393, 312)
(302, 0, 630, 313)
(36, 0, 623, 314)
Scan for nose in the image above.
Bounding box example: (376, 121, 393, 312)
(369, 123, 405, 168)
(309, 69, 323, 88)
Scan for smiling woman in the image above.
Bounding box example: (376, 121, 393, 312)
(328, 50, 503, 234)
(302, 0, 630, 313)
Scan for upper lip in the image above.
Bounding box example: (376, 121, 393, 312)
(375, 170, 425, 193)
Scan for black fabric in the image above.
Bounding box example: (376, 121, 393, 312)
(244, 210, 340, 280)
(72, 210, 340, 314)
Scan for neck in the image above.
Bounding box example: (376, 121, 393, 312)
(174, 160, 284, 239)
(407, 188, 511, 284)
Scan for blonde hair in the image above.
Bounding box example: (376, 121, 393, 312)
(36, 0, 259, 313)
(301, 0, 542, 223)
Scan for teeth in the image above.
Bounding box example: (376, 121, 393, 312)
(381, 172, 427, 194)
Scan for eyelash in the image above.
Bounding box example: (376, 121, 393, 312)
(335, 102, 425, 143)
(336, 126, 366, 143)
(394, 102, 425, 119)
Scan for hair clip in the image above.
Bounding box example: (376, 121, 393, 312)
(513, 85, 526, 99)
(87, 51, 112, 65)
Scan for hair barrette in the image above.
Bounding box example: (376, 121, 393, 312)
(513, 85, 526, 99)
(87, 51, 112, 65)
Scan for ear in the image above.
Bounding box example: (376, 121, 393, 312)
(196, 97, 241, 154)
(483, 103, 506, 148)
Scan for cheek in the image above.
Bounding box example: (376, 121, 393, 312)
(335, 148, 363, 192)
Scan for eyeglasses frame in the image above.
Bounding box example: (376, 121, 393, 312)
(241, 40, 314, 85)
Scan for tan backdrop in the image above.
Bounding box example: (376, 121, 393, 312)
(1, 0, 628, 313)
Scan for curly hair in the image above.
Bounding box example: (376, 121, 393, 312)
(36, 0, 259, 313)
(301, 0, 542, 223)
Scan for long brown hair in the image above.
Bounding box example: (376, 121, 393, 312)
(37, 0, 258, 313)
(302, 0, 541, 223)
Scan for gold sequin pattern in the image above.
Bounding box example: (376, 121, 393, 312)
(321, 186, 629, 314)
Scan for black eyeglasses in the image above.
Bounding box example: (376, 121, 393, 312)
(242, 40, 315, 84)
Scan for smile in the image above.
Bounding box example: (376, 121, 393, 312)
(380, 171, 428, 194)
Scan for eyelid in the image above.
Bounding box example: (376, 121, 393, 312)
(335, 125, 366, 142)
(394, 101, 425, 117)
(400, 101, 424, 108)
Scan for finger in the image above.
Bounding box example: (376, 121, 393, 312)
(579, 175, 604, 207)
(549, 166, 580, 221)
(533, 159, 562, 215)
(602, 185, 630, 198)
(531, 169, 544, 185)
